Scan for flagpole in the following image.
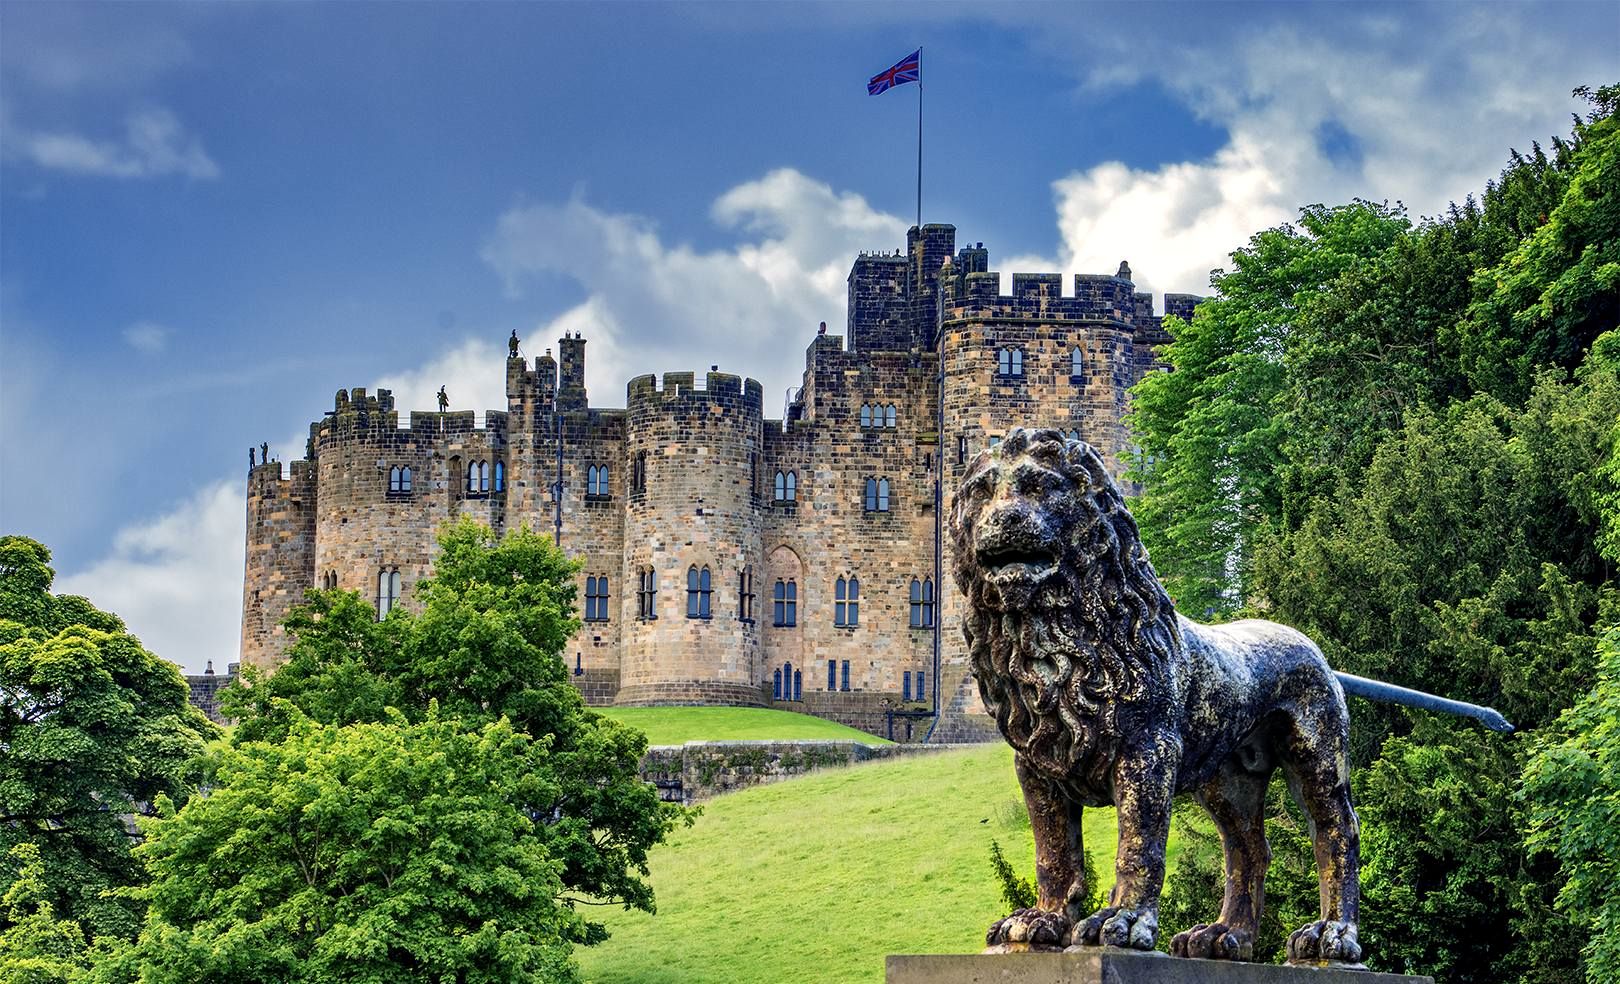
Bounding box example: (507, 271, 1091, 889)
(916, 47, 923, 229)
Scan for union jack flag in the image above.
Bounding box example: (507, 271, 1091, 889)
(867, 49, 920, 96)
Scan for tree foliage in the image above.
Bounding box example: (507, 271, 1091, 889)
(1130, 86, 1619, 980)
(0, 536, 218, 943)
(95, 710, 582, 984)
(221, 518, 684, 940)
(1522, 629, 1620, 983)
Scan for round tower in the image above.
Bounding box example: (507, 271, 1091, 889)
(239, 458, 316, 674)
(617, 370, 765, 705)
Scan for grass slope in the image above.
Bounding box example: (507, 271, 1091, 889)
(596, 706, 889, 745)
(579, 744, 1141, 984)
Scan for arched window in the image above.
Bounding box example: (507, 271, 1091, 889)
(466, 461, 479, 492)
(773, 669, 782, 700)
(637, 567, 657, 619)
(827, 659, 837, 691)
(793, 669, 802, 700)
(860, 404, 872, 428)
(885, 404, 897, 428)
(687, 566, 712, 618)
(774, 470, 785, 501)
(588, 465, 608, 496)
(632, 451, 648, 493)
(479, 461, 490, 493)
(835, 575, 859, 627)
(910, 577, 937, 627)
(400, 465, 412, 492)
(997, 347, 1024, 377)
(493, 461, 504, 492)
(903, 671, 912, 701)
(772, 579, 797, 627)
(738, 566, 755, 620)
(783, 662, 794, 701)
(389, 466, 410, 493)
(865, 477, 891, 512)
(585, 576, 609, 622)
(377, 567, 402, 619)
(784, 471, 796, 501)
(1070, 346, 1084, 377)
(840, 660, 850, 692)
(917, 670, 926, 700)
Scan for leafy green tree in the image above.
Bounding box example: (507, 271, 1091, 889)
(1522, 629, 1620, 984)
(99, 710, 583, 984)
(1454, 85, 1619, 403)
(222, 519, 684, 940)
(1128, 201, 1409, 613)
(0, 844, 92, 984)
(0, 536, 219, 941)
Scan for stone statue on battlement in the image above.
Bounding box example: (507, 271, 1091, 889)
(248, 447, 255, 468)
(509, 329, 520, 357)
(260, 442, 269, 464)
(437, 386, 449, 413)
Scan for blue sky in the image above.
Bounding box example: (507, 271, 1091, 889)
(2, 1, 1616, 672)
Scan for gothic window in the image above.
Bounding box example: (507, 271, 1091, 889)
(388, 465, 413, 493)
(885, 404, 897, 428)
(910, 577, 936, 628)
(860, 404, 873, 428)
(827, 659, 837, 691)
(585, 575, 609, 622)
(864, 477, 890, 512)
(997, 346, 1024, 377)
(958, 435, 967, 465)
(376, 567, 402, 620)
(687, 565, 712, 619)
(793, 669, 802, 700)
(835, 575, 859, 627)
(903, 671, 912, 701)
(1070, 346, 1084, 377)
(773, 579, 797, 626)
(774, 470, 798, 503)
(322, 571, 338, 590)
(840, 660, 850, 692)
(738, 566, 755, 621)
(466, 461, 478, 492)
(632, 451, 648, 493)
(916, 670, 925, 700)
(493, 460, 504, 492)
(636, 566, 657, 619)
(587, 464, 611, 496)
(773, 669, 783, 700)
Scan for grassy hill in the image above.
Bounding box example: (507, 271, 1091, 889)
(578, 743, 1133, 984)
(596, 705, 890, 745)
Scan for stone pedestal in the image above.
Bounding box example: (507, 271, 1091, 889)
(886, 949, 1432, 984)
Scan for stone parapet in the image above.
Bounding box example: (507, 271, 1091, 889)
(639, 739, 966, 805)
(614, 680, 770, 707)
(886, 950, 1429, 984)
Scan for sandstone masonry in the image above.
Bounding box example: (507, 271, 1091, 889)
(239, 224, 1194, 740)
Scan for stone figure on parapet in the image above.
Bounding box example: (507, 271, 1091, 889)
(260, 442, 269, 464)
(509, 329, 520, 357)
(1116, 260, 1132, 281)
(248, 447, 255, 468)
(436, 386, 449, 413)
(947, 429, 1512, 970)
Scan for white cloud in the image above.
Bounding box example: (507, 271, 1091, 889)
(374, 336, 508, 422)
(122, 320, 171, 353)
(1021, 10, 1617, 296)
(56, 479, 244, 675)
(482, 168, 906, 412)
(5, 107, 218, 180)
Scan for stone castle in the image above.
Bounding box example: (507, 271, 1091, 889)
(239, 223, 1196, 740)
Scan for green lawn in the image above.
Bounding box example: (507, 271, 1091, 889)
(595, 705, 890, 745)
(576, 743, 1167, 984)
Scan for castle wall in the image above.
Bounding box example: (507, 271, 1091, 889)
(616, 371, 765, 705)
(237, 223, 1192, 740)
(240, 459, 316, 674)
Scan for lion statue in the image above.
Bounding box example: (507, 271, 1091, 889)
(948, 428, 1361, 965)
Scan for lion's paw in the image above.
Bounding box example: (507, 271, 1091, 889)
(1066, 906, 1157, 951)
(1287, 920, 1361, 964)
(1170, 922, 1254, 961)
(985, 907, 1070, 949)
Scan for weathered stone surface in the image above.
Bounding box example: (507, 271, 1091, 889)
(239, 224, 1188, 741)
(637, 739, 965, 804)
(887, 951, 1430, 984)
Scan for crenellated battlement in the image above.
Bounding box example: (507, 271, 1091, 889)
(627, 370, 764, 411)
(942, 268, 1148, 327)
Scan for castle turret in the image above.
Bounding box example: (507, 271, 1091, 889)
(240, 458, 316, 673)
(558, 333, 588, 412)
(618, 370, 766, 705)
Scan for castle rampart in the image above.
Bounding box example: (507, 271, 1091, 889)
(239, 221, 1195, 741)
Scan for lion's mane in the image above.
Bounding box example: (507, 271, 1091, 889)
(949, 429, 1182, 789)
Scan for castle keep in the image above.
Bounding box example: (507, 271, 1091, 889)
(240, 224, 1196, 739)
